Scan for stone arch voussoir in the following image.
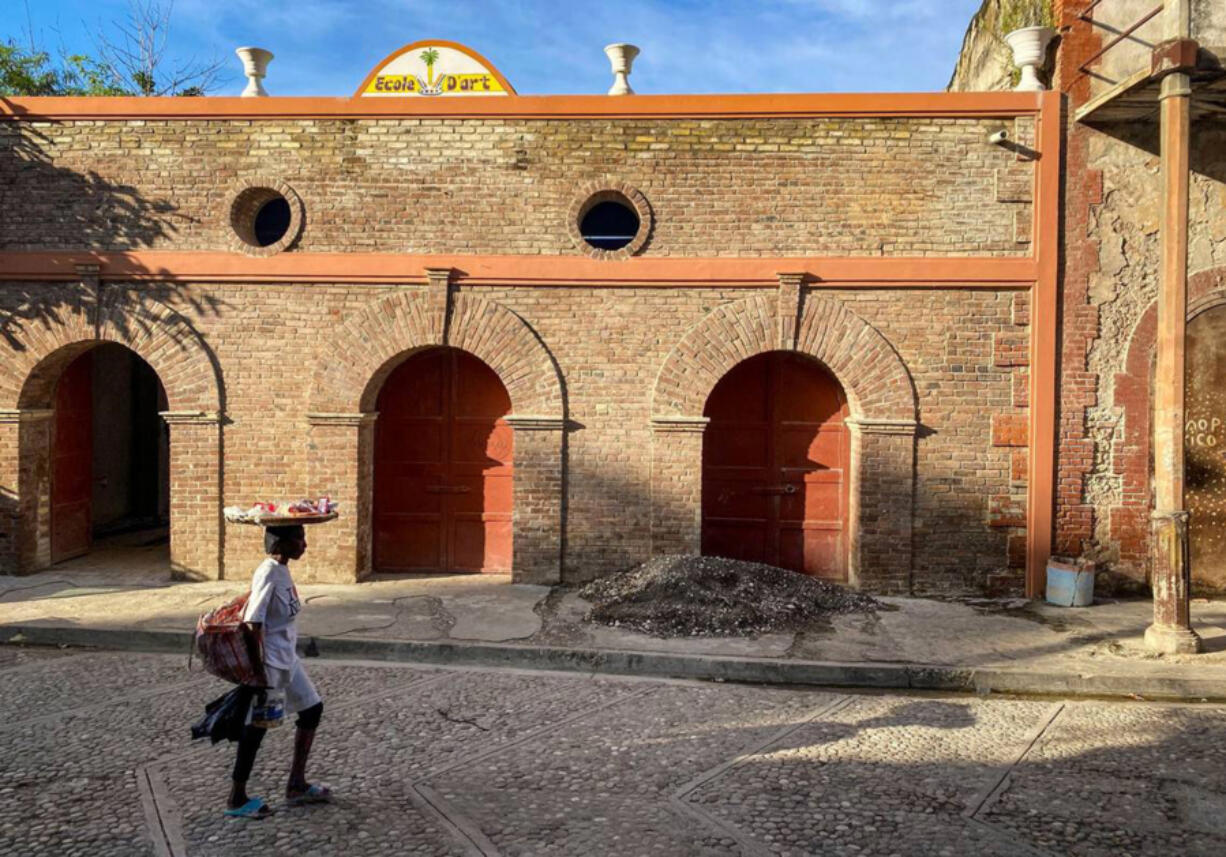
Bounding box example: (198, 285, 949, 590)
(651, 294, 915, 421)
(4, 297, 220, 413)
(310, 290, 563, 418)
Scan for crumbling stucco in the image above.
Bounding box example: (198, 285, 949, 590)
(1082, 125, 1226, 582)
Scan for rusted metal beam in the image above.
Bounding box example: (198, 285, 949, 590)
(1077, 4, 1165, 74)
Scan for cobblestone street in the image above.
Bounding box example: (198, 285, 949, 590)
(3, 646, 1225, 857)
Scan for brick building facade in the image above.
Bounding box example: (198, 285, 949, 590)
(0, 51, 1061, 592)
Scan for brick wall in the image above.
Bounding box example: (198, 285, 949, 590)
(0, 105, 1041, 591)
(0, 279, 1023, 590)
(0, 116, 1031, 257)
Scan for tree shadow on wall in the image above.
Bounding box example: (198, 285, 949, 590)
(0, 115, 227, 359)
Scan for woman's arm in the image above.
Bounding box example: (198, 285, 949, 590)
(241, 620, 268, 687)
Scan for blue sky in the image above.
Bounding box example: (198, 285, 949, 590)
(12, 0, 983, 96)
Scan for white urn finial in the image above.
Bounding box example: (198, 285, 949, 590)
(236, 46, 274, 97)
(1003, 27, 1056, 92)
(604, 43, 640, 96)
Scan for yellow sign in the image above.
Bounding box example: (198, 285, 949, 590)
(357, 41, 514, 97)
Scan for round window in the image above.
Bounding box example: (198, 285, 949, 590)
(568, 184, 652, 259)
(580, 200, 640, 251)
(227, 181, 303, 257)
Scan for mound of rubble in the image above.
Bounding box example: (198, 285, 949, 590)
(578, 554, 879, 637)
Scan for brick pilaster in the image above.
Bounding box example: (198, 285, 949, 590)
(160, 410, 223, 581)
(847, 418, 917, 594)
(305, 412, 377, 583)
(649, 416, 709, 556)
(504, 415, 565, 584)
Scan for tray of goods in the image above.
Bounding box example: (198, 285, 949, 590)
(224, 498, 339, 526)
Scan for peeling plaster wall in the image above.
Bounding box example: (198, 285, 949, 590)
(1076, 124, 1226, 587)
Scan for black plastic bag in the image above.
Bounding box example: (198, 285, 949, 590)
(191, 686, 256, 744)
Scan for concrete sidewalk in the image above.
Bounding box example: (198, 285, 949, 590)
(4, 546, 1226, 701)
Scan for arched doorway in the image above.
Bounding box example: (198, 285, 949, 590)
(51, 344, 170, 565)
(373, 347, 514, 573)
(702, 351, 850, 580)
(1186, 304, 1226, 592)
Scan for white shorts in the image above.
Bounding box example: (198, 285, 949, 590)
(265, 661, 321, 714)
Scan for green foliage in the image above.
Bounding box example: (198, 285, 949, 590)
(1, 2, 223, 97)
(0, 42, 131, 96)
(999, 0, 1056, 34)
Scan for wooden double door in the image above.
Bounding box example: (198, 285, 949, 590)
(374, 348, 514, 573)
(702, 351, 850, 580)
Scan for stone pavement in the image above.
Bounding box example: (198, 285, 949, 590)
(2, 646, 1226, 856)
(3, 547, 1226, 699)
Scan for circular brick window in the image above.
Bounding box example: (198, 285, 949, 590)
(227, 179, 304, 257)
(568, 182, 651, 259)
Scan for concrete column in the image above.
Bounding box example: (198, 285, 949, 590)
(504, 415, 565, 584)
(0, 409, 54, 574)
(649, 416, 709, 556)
(160, 411, 224, 581)
(305, 412, 377, 583)
(1146, 63, 1201, 653)
(846, 419, 917, 594)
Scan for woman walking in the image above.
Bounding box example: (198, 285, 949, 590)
(226, 523, 331, 818)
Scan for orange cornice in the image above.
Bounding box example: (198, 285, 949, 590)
(0, 91, 1044, 122)
(0, 251, 1039, 287)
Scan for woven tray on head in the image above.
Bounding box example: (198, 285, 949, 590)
(224, 510, 339, 527)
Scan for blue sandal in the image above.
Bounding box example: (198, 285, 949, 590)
(286, 784, 332, 806)
(224, 798, 273, 819)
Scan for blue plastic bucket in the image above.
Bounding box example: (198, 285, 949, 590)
(1045, 561, 1094, 607)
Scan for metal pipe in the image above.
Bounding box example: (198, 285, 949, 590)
(1077, 4, 1165, 72)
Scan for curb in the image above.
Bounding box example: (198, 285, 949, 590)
(3, 623, 1223, 702)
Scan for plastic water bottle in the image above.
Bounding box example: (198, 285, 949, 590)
(251, 690, 285, 729)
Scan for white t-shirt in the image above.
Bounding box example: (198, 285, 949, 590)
(242, 558, 302, 671)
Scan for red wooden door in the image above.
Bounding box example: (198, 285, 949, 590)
(374, 348, 514, 573)
(702, 352, 850, 580)
(52, 351, 93, 563)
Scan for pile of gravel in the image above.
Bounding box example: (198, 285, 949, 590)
(578, 554, 879, 637)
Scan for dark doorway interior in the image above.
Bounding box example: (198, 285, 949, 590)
(51, 344, 170, 564)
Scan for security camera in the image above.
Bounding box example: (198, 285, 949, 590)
(987, 128, 1009, 146)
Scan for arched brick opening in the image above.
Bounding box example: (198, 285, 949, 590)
(650, 294, 918, 593)
(1111, 266, 1226, 591)
(307, 289, 565, 584)
(0, 298, 223, 579)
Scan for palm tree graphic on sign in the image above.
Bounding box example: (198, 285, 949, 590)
(420, 48, 440, 87)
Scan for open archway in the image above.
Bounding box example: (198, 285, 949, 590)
(48, 344, 170, 569)
(0, 298, 223, 579)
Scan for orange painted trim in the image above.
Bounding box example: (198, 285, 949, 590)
(0, 251, 1039, 287)
(353, 39, 518, 96)
(1026, 90, 1063, 599)
(0, 91, 1045, 122)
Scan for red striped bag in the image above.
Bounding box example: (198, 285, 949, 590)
(194, 592, 266, 686)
